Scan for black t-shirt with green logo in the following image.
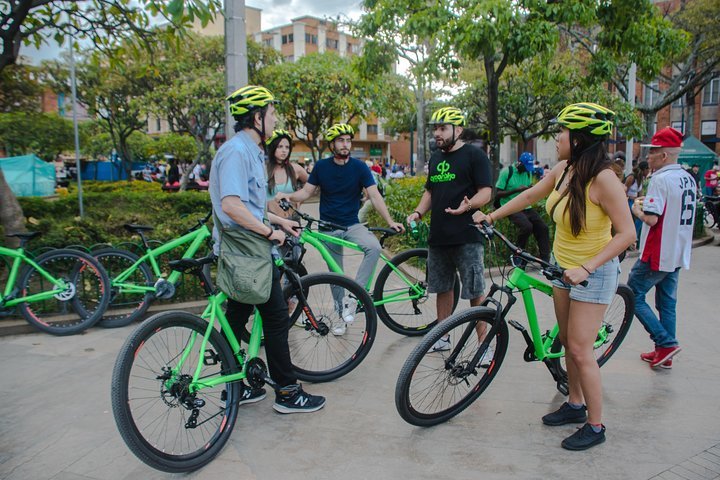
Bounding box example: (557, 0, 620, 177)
(425, 143, 492, 246)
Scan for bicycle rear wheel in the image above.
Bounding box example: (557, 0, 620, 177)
(395, 307, 508, 427)
(111, 311, 240, 473)
(17, 249, 110, 335)
(94, 248, 154, 328)
(550, 284, 634, 375)
(286, 273, 376, 382)
(373, 248, 460, 336)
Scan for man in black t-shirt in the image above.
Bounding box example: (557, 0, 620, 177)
(407, 107, 493, 355)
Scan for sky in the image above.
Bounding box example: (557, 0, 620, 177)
(21, 1, 366, 64)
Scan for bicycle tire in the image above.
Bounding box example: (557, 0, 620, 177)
(94, 248, 154, 328)
(550, 284, 634, 376)
(373, 248, 460, 336)
(395, 307, 508, 427)
(111, 311, 240, 473)
(17, 249, 110, 336)
(285, 272, 377, 382)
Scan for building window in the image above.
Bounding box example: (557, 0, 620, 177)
(288, 33, 293, 43)
(156, 118, 161, 131)
(326, 38, 338, 49)
(671, 121, 684, 133)
(644, 80, 659, 105)
(703, 77, 719, 105)
(701, 120, 717, 136)
(264, 38, 273, 47)
(282, 34, 287, 44)
(367, 124, 378, 135)
(305, 33, 317, 44)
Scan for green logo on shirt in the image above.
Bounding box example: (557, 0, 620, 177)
(430, 160, 456, 183)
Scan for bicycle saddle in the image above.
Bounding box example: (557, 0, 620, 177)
(5, 231, 41, 241)
(123, 224, 154, 233)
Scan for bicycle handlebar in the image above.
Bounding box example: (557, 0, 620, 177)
(277, 198, 349, 232)
(475, 221, 587, 287)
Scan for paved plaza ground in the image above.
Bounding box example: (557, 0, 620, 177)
(1, 211, 719, 480)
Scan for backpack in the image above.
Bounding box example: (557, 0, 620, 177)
(492, 165, 515, 209)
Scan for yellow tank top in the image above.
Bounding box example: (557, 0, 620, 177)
(546, 180, 612, 269)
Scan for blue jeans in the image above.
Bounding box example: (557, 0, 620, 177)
(627, 260, 680, 348)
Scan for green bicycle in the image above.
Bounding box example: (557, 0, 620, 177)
(93, 212, 213, 328)
(278, 199, 460, 336)
(0, 232, 110, 335)
(395, 223, 634, 427)
(111, 242, 376, 472)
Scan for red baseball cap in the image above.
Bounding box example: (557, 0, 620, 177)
(641, 127, 683, 148)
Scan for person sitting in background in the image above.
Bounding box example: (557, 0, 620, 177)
(494, 152, 551, 263)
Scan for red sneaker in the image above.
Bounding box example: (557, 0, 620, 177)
(659, 359, 672, 369)
(651, 346, 681, 368)
(640, 350, 656, 363)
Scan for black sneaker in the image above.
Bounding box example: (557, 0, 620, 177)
(273, 384, 326, 414)
(542, 402, 587, 426)
(561, 423, 606, 451)
(238, 383, 266, 406)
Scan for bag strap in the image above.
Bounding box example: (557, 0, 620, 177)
(504, 165, 514, 190)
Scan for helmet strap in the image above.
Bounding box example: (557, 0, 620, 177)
(568, 131, 604, 165)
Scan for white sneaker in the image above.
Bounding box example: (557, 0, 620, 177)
(431, 336, 451, 352)
(332, 322, 347, 336)
(479, 344, 495, 367)
(341, 297, 357, 324)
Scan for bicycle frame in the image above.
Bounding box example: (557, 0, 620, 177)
(165, 290, 260, 393)
(298, 229, 425, 307)
(0, 246, 67, 307)
(111, 225, 211, 295)
(491, 263, 616, 363)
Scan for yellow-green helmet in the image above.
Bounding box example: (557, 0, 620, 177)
(227, 85, 277, 117)
(265, 129, 292, 146)
(429, 107, 466, 126)
(325, 123, 355, 142)
(553, 103, 615, 136)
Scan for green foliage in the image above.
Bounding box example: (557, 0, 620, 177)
(2, 0, 222, 72)
(0, 61, 42, 112)
(0, 112, 74, 160)
(247, 38, 282, 84)
(18, 181, 212, 250)
(145, 133, 198, 163)
(259, 52, 382, 161)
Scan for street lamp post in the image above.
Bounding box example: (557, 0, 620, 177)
(68, 31, 84, 217)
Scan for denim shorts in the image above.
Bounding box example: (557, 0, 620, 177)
(428, 243, 485, 300)
(551, 257, 620, 305)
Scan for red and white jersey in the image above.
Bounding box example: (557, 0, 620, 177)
(639, 164, 696, 272)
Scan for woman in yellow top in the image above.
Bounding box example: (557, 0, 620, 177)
(473, 103, 636, 451)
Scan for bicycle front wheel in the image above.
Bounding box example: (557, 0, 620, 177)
(286, 273, 377, 382)
(395, 307, 508, 427)
(111, 311, 240, 473)
(18, 249, 110, 335)
(550, 284, 634, 375)
(373, 248, 460, 336)
(94, 248, 154, 328)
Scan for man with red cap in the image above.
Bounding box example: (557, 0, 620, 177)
(628, 127, 696, 369)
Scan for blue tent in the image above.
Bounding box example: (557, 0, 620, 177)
(0, 154, 56, 197)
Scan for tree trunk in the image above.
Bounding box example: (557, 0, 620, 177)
(684, 91, 696, 137)
(643, 112, 655, 143)
(0, 168, 26, 248)
(485, 64, 501, 183)
(119, 137, 133, 181)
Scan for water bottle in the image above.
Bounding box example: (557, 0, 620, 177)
(409, 220, 419, 237)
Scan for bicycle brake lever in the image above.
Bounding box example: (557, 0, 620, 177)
(278, 199, 292, 212)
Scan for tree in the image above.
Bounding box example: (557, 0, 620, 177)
(0, 0, 221, 71)
(0, 60, 42, 112)
(144, 34, 224, 190)
(247, 38, 282, 84)
(145, 133, 198, 164)
(76, 48, 155, 178)
(0, 112, 74, 160)
(559, 1, 690, 138)
(259, 52, 378, 161)
(353, 6, 454, 174)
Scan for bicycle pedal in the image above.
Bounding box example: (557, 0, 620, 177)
(203, 349, 220, 366)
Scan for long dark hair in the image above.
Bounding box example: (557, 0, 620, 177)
(551, 129, 612, 236)
(631, 161, 649, 187)
(266, 136, 296, 194)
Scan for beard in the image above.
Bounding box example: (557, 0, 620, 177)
(334, 148, 350, 159)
